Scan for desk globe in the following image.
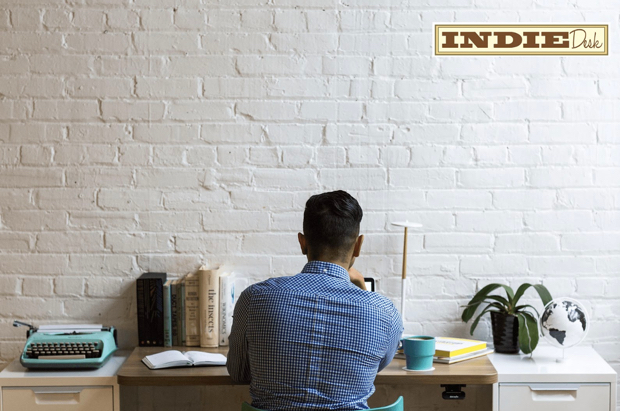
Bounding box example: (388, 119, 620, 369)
(540, 298, 589, 361)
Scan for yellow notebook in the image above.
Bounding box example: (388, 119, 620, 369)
(435, 337, 487, 358)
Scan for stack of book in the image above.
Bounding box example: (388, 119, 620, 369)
(433, 337, 493, 364)
(136, 267, 248, 348)
(395, 337, 493, 364)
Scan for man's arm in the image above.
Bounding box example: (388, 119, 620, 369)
(226, 287, 252, 383)
(378, 307, 403, 372)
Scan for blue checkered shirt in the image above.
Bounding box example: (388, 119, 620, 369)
(227, 261, 403, 410)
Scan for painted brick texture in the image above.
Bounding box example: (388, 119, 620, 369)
(0, 0, 619, 405)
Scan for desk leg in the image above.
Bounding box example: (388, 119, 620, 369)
(492, 383, 498, 411)
(114, 384, 120, 411)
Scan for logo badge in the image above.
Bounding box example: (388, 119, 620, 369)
(434, 24, 608, 55)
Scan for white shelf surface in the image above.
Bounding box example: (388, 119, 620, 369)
(490, 346, 617, 384)
(0, 352, 128, 387)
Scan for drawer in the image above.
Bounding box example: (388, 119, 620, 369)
(499, 383, 610, 411)
(2, 386, 113, 411)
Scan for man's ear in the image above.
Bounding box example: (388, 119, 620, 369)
(298, 232, 308, 255)
(352, 235, 364, 258)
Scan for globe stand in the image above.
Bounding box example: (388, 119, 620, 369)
(556, 348, 566, 363)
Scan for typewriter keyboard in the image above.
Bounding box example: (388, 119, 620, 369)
(25, 341, 102, 360)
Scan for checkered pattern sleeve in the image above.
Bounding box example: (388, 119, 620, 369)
(378, 305, 403, 372)
(226, 286, 252, 383)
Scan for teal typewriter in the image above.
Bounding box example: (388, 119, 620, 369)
(14, 321, 118, 370)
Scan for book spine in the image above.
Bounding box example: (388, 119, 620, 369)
(185, 274, 200, 346)
(136, 279, 148, 347)
(198, 267, 219, 348)
(163, 281, 172, 347)
(219, 276, 231, 346)
(179, 281, 186, 346)
(151, 278, 165, 346)
(171, 281, 178, 346)
(136, 273, 167, 346)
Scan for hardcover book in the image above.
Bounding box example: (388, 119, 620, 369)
(219, 272, 248, 346)
(185, 273, 200, 346)
(171, 279, 179, 346)
(179, 279, 187, 346)
(198, 266, 220, 348)
(434, 347, 494, 364)
(136, 272, 167, 347)
(435, 337, 487, 358)
(163, 279, 173, 347)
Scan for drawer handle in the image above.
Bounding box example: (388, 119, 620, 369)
(526, 384, 581, 402)
(33, 388, 84, 394)
(33, 388, 84, 405)
(530, 386, 579, 392)
(531, 388, 578, 402)
(34, 392, 81, 405)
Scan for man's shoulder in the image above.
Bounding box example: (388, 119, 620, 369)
(243, 275, 295, 294)
(243, 274, 399, 317)
(358, 289, 400, 316)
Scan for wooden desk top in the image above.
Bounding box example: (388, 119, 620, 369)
(117, 347, 498, 386)
(375, 354, 497, 385)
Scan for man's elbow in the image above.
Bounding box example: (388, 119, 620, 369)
(226, 362, 251, 383)
(231, 374, 251, 384)
(377, 356, 393, 373)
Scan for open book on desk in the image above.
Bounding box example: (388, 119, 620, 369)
(142, 350, 227, 370)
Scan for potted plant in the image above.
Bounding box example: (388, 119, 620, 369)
(461, 283, 553, 354)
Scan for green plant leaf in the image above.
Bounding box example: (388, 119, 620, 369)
(486, 302, 509, 312)
(461, 283, 515, 323)
(514, 304, 540, 318)
(532, 284, 553, 306)
(512, 283, 531, 306)
(485, 295, 511, 308)
(512, 283, 553, 307)
(517, 311, 540, 354)
(460, 296, 511, 309)
(469, 305, 498, 335)
(519, 310, 537, 324)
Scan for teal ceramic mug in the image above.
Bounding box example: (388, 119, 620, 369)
(401, 336, 436, 371)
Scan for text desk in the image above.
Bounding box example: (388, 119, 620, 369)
(117, 346, 498, 387)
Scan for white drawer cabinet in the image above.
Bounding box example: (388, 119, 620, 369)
(2, 386, 113, 411)
(499, 383, 610, 411)
(0, 353, 127, 411)
(490, 347, 617, 411)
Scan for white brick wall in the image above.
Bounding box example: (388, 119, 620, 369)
(0, 0, 619, 406)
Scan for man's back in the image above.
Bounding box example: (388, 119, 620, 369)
(227, 261, 403, 411)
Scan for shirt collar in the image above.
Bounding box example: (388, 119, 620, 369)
(301, 261, 350, 280)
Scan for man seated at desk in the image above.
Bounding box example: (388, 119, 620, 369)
(227, 190, 403, 410)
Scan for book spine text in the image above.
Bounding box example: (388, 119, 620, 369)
(185, 274, 200, 346)
(163, 280, 172, 347)
(198, 267, 219, 348)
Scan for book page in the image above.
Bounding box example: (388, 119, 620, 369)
(183, 351, 226, 366)
(144, 350, 192, 369)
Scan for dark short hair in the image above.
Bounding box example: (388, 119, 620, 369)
(303, 190, 363, 259)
